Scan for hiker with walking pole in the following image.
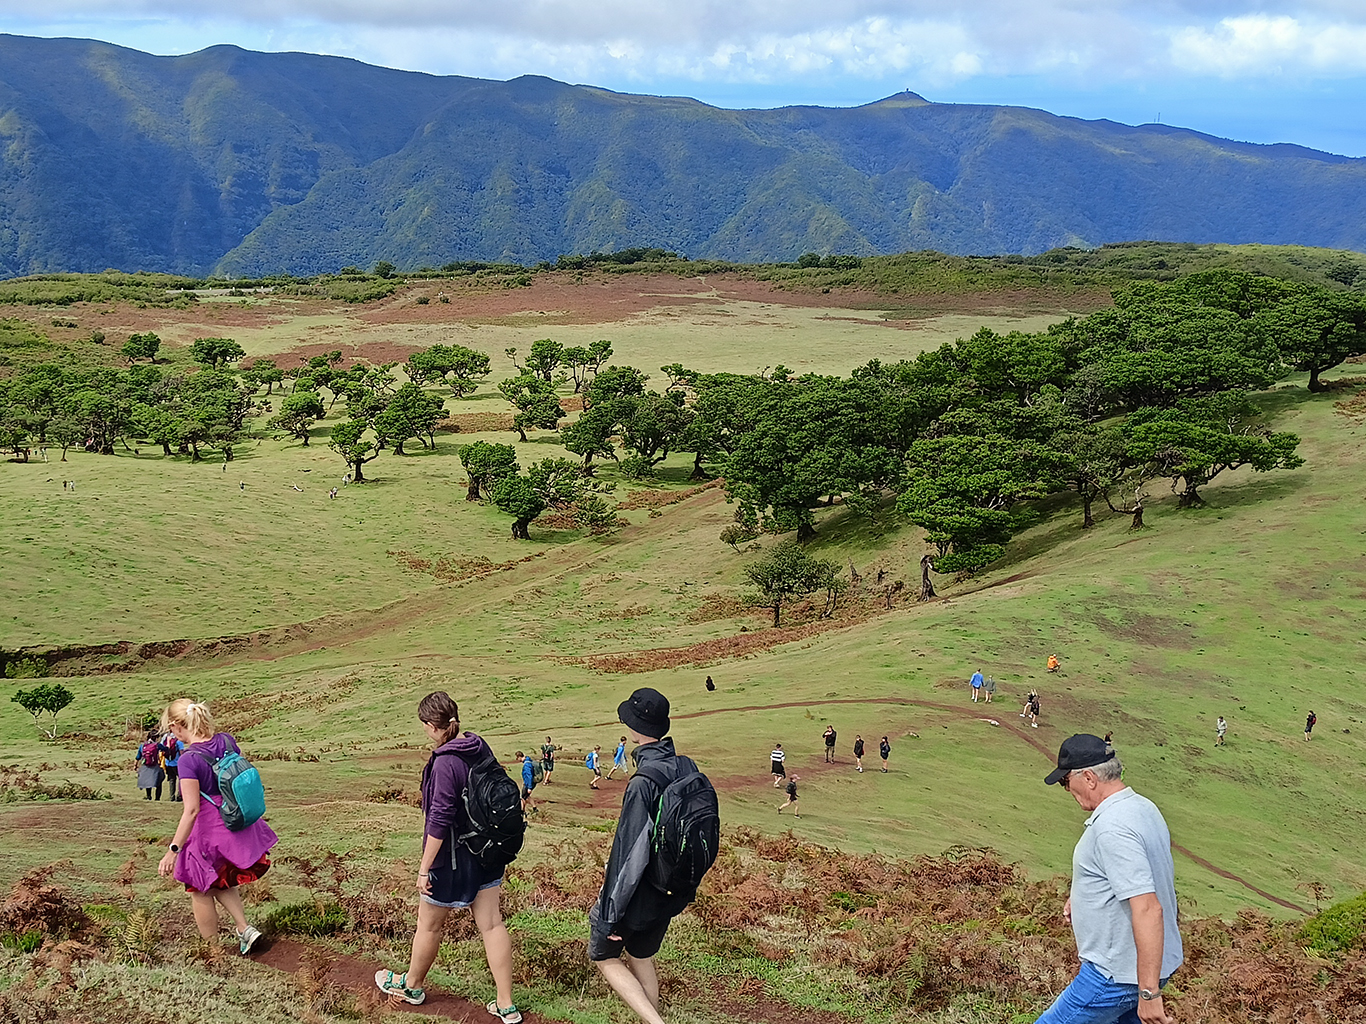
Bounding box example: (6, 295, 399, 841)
(374, 692, 523, 1022)
(1037, 734, 1182, 1024)
(156, 699, 275, 955)
(590, 687, 720, 1024)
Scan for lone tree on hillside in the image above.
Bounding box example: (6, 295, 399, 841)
(190, 337, 246, 369)
(11, 682, 74, 740)
(498, 373, 565, 441)
(458, 441, 519, 500)
(405, 344, 491, 397)
(121, 332, 161, 364)
(329, 418, 378, 481)
(744, 542, 843, 627)
(374, 382, 448, 453)
(270, 390, 326, 446)
(491, 457, 584, 539)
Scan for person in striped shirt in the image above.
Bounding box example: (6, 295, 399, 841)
(770, 744, 786, 787)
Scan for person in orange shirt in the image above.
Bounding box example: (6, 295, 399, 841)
(1047, 654, 1061, 673)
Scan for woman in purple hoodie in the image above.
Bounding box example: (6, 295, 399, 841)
(375, 692, 520, 1022)
(155, 698, 276, 955)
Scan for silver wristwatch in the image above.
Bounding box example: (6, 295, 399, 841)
(1139, 988, 1158, 1001)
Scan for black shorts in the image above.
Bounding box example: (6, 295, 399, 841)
(588, 904, 674, 961)
(542, 760, 553, 774)
(521, 785, 533, 800)
(771, 761, 785, 776)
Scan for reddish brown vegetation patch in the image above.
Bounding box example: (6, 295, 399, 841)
(615, 478, 722, 511)
(1333, 384, 1366, 422)
(388, 549, 545, 585)
(440, 410, 515, 433)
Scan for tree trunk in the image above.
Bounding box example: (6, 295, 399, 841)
(772, 601, 782, 627)
(300, 432, 309, 446)
(689, 451, 709, 480)
(516, 426, 528, 442)
(352, 459, 365, 483)
(919, 555, 937, 601)
(1178, 483, 1203, 508)
(160, 442, 172, 456)
(1308, 364, 1325, 392)
(1081, 491, 1094, 529)
(796, 520, 816, 543)
(1130, 506, 1145, 530)
(466, 480, 481, 501)
(512, 517, 531, 539)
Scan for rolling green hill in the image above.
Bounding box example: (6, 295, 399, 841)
(2, 34, 1366, 277)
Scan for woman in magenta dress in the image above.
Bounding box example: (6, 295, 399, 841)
(156, 698, 277, 954)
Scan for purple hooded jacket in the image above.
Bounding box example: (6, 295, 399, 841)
(421, 731, 494, 844)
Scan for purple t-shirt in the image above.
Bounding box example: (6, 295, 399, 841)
(179, 733, 240, 799)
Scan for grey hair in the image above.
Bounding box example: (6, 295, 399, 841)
(1087, 755, 1123, 782)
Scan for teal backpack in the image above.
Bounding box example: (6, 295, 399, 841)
(198, 748, 266, 831)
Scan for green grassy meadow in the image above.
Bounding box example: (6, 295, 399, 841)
(2, 278, 1365, 1022)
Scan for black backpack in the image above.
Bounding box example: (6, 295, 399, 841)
(633, 755, 720, 897)
(450, 748, 525, 872)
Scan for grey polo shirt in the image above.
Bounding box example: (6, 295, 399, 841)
(1070, 787, 1183, 985)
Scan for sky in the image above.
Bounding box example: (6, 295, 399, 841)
(3, 1, 1366, 156)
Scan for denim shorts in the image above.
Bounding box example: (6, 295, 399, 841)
(1035, 962, 1169, 1024)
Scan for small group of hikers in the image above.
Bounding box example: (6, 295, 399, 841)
(517, 734, 631, 814)
(134, 729, 185, 801)
(152, 686, 719, 1024)
(768, 731, 892, 817)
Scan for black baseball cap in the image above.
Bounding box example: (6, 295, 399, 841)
(618, 687, 670, 738)
(1044, 734, 1114, 785)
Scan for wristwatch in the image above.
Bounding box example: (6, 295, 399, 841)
(168, 843, 180, 853)
(1139, 988, 1159, 1001)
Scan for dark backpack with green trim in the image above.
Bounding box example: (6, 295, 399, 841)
(632, 756, 720, 897)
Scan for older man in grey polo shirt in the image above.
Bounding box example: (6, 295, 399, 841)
(1038, 734, 1182, 1024)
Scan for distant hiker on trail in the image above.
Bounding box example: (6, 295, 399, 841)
(853, 735, 865, 772)
(590, 687, 720, 1024)
(541, 737, 558, 784)
(239, 481, 245, 490)
(1021, 689, 1039, 719)
(970, 670, 984, 702)
(1215, 717, 1227, 747)
(607, 736, 628, 780)
(162, 732, 184, 802)
(587, 745, 603, 789)
(517, 751, 540, 816)
(984, 676, 997, 704)
(1028, 694, 1042, 729)
(1040, 734, 1182, 1024)
(1048, 654, 1061, 673)
(771, 743, 786, 786)
(1305, 711, 1317, 741)
(1104, 731, 1113, 745)
(136, 730, 164, 801)
(375, 691, 521, 1021)
(879, 736, 890, 773)
(778, 775, 800, 818)
(705, 675, 715, 691)
(156, 699, 276, 957)
(823, 725, 837, 762)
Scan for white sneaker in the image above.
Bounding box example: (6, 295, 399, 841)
(238, 925, 262, 955)
(1031, 723, 1038, 728)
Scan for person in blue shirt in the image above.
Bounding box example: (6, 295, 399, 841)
(587, 745, 602, 789)
(161, 732, 185, 802)
(606, 736, 628, 780)
(517, 751, 538, 816)
(970, 670, 984, 703)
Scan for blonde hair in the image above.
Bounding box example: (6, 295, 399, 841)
(162, 698, 215, 740)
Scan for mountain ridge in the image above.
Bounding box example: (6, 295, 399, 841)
(0, 33, 1363, 276)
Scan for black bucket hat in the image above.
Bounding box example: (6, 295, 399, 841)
(618, 687, 670, 738)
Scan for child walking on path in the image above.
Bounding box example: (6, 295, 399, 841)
(606, 736, 628, 779)
(853, 735, 865, 772)
(156, 699, 276, 955)
(879, 737, 891, 772)
(1305, 712, 1317, 741)
(518, 752, 538, 816)
(588, 745, 603, 789)
(778, 775, 800, 818)
(1215, 717, 1227, 747)
(541, 737, 557, 784)
(375, 692, 520, 1022)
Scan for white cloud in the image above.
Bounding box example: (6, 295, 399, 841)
(5, 1, 1366, 87)
(1171, 14, 1366, 77)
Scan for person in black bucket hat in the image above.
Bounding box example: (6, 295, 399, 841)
(1036, 735, 1182, 1024)
(589, 688, 717, 1024)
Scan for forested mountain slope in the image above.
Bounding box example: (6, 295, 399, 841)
(1, 33, 1364, 276)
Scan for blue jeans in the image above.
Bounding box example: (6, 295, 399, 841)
(1036, 962, 1167, 1024)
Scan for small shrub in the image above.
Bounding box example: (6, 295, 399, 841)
(1301, 891, 1366, 953)
(263, 900, 347, 937)
(415, 296, 430, 305)
(0, 930, 42, 952)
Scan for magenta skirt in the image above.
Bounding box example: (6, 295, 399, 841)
(175, 800, 278, 893)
